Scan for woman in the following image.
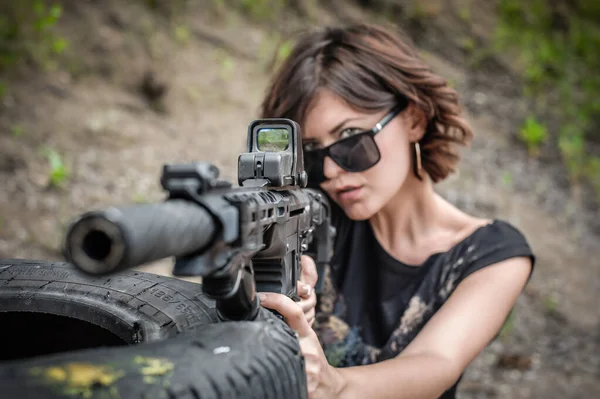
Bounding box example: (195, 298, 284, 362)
(256, 23, 535, 399)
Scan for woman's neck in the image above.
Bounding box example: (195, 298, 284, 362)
(368, 173, 467, 264)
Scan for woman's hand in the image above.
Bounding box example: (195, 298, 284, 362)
(258, 291, 345, 399)
(297, 255, 318, 326)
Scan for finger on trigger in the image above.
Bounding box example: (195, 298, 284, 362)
(297, 280, 312, 298)
(300, 255, 318, 287)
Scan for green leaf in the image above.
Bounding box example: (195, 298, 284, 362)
(51, 38, 68, 54)
(41, 147, 69, 187)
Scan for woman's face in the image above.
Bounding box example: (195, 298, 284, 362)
(302, 90, 418, 221)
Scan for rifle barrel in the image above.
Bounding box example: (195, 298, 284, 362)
(64, 199, 217, 275)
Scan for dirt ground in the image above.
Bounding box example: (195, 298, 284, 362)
(0, 1, 598, 398)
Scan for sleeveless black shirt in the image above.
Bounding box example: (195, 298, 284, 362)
(312, 205, 535, 398)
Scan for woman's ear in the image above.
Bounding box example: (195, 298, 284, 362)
(406, 103, 427, 142)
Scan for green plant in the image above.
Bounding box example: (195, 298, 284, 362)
(276, 39, 293, 63)
(0, 1, 68, 71)
(495, 0, 600, 199)
(258, 32, 295, 71)
(459, 36, 476, 53)
(543, 295, 558, 314)
(239, 0, 286, 21)
(558, 128, 585, 181)
(219, 55, 235, 81)
(518, 116, 548, 157)
(501, 171, 513, 187)
(458, 6, 471, 22)
(173, 25, 191, 45)
(585, 156, 600, 199)
(10, 124, 24, 137)
(41, 147, 69, 188)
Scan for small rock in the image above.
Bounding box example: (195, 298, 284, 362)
(87, 117, 105, 134)
(473, 92, 488, 106)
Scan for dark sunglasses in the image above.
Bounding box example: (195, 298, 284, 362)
(303, 104, 406, 186)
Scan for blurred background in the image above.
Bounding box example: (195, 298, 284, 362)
(0, 0, 598, 397)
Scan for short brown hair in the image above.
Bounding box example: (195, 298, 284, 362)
(260, 23, 474, 183)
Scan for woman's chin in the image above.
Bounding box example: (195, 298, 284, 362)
(341, 203, 377, 221)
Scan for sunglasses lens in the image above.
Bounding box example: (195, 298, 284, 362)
(303, 134, 381, 185)
(329, 134, 380, 172)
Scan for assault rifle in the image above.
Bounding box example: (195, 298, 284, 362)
(63, 118, 335, 322)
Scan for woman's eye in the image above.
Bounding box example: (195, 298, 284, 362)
(340, 127, 364, 139)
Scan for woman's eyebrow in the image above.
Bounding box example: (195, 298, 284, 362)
(328, 117, 361, 135)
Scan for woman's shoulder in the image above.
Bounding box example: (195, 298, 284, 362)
(440, 218, 536, 285)
(466, 219, 533, 251)
(424, 218, 535, 302)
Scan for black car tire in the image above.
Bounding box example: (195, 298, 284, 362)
(0, 259, 308, 399)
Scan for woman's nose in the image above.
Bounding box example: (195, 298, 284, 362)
(323, 156, 344, 180)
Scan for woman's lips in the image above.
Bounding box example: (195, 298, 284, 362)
(336, 186, 363, 202)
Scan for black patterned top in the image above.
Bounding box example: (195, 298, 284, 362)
(312, 210, 535, 398)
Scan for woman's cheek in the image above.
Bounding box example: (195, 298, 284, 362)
(381, 138, 411, 183)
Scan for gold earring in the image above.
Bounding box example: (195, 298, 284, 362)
(414, 142, 423, 179)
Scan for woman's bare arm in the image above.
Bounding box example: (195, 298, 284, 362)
(334, 256, 533, 399)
